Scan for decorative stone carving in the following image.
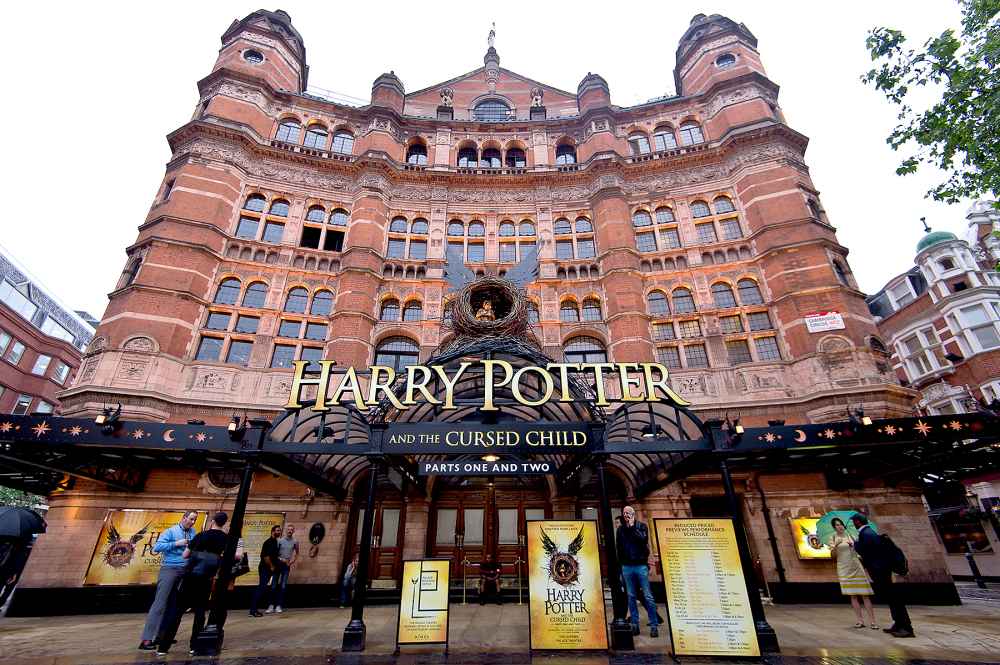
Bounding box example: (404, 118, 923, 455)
(122, 336, 156, 353)
(677, 376, 706, 395)
(440, 87, 454, 107)
(116, 358, 149, 381)
(530, 87, 544, 107)
(79, 358, 98, 383)
(198, 372, 226, 391)
(87, 336, 107, 355)
(216, 82, 278, 115)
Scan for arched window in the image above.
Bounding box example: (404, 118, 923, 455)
(499, 221, 515, 237)
(655, 207, 675, 224)
(737, 279, 763, 305)
(647, 291, 669, 316)
(582, 298, 602, 321)
(506, 148, 526, 167)
(564, 336, 608, 363)
(411, 218, 428, 234)
(380, 299, 400, 321)
(304, 124, 328, 149)
(122, 257, 142, 287)
(306, 206, 325, 222)
(331, 130, 354, 154)
(468, 221, 485, 237)
(628, 132, 651, 155)
(575, 218, 593, 233)
(711, 283, 737, 308)
(283, 287, 308, 313)
(679, 121, 704, 146)
(714, 197, 735, 214)
(690, 201, 711, 218)
(457, 147, 478, 167)
(389, 217, 408, 233)
(672, 287, 697, 313)
(554, 218, 572, 235)
(242, 281, 268, 308)
(243, 194, 266, 212)
(214, 278, 241, 305)
(472, 99, 511, 122)
(633, 210, 652, 227)
(406, 143, 428, 165)
(402, 301, 423, 321)
(269, 199, 290, 217)
(560, 301, 580, 322)
(715, 53, 736, 68)
(519, 221, 536, 236)
(448, 221, 465, 236)
(555, 144, 577, 165)
(330, 209, 349, 226)
(275, 119, 301, 143)
(374, 336, 419, 371)
(870, 337, 888, 354)
(808, 199, 821, 219)
(481, 148, 502, 168)
(654, 127, 677, 152)
(311, 290, 334, 316)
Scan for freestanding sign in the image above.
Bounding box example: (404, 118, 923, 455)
(396, 559, 451, 647)
(526, 520, 608, 650)
(653, 518, 760, 657)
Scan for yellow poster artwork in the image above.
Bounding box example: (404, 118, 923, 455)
(527, 520, 608, 651)
(396, 559, 450, 645)
(235, 513, 286, 586)
(654, 518, 760, 658)
(84, 510, 207, 585)
(789, 517, 832, 559)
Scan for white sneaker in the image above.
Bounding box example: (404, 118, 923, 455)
(265, 605, 275, 614)
(275, 606, 283, 613)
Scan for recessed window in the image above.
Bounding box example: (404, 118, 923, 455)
(690, 201, 711, 218)
(305, 323, 328, 340)
(636, 233, 657, 253)
(448, 221, 465, 236)
(402, 302, 423, 321)
(236, 216, 259, 239)
(554, 219, 572, 235)
(205, 312, 231, 330)
(5, 340, 25, 365)
(225, 340, 253, 366)
(53, 361, 70, 385)
(387, 239, 405, 259)
(275, 120, 301, 143)
(755, 336, 781, 361)
(278, 320, 301, 338)
(467, 243, 485, 263)
(684, 344, 709, 368)
(654, 129, 677, 152)
(411, 218, 428, 234)
(380, 299, 400, 321)
(696, 223, 718, 244)
(720, 315, 744, 334)
(727, 339, 753, 365)
(244, 50, 264, 64)
(330, 209, 349, 226)
(647, 291, 669, 316)
(577, 239, 596, 259)
(458, 147, 478, 167)
(311, 291, 334, 316)
(285, 288, 309, 313)
(473, 99, 512, 123)
(304, 125, 328, 149)
(215, 278, 242, 305)
(506, 148, 526, 168)
(195, 336, 223, 362)
(468, 222, 485, 237)
(242, 282, 268, 308)
(678, 320, 702, 338)
(406, 143, 428, 165)
(714, 197, 735, 214)
(243, 194, 266, 212)
(35, 400, 53, 414)
(715, 53, 736, 69)
(271, 344, 296, 368)
(375, 336, 420, 372)
(939, 257, 956, 271)
(633, 211, 652, 228)
(519, 221, 536, 236)
(582, 299, 602, 321)
(301, 347, 324, 372)
(657, 346, 682, 368)
(500, 243, 517, 263)
(12, 394, 32, 415)
(31, 355, 51, 376)
(721, 219, 743, 240)
(748, 311, 772, 331)
(560, 302, 580, 323)
(556, 240, 574, 260)
(300, 226, 322, 249)
(564, 336, 607, 363)
(409, 240, 427, 260)
(660, 228, 681, 249)
(712, 283, 737, 309)
(679, 122, 705, 146)
(628, 133, 651, 156)
(653, 323, 676, 341)
(481, 149, 501, 168)
(235, 315, 260, 334)
(555, 144, 576, 165)
(262, 222, 284, 243)
(673, 288, 697, 313)
(499, 222, 516, 237)
(737, 279, 764, 305)
(331, 131, 354, 154)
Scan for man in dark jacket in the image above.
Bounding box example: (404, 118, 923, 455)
(616, 505, 660, 637)
(850, 514, 913, 637)
(249, 525, 282, 617)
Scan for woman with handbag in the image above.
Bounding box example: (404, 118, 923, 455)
(155, 512, 243, 656)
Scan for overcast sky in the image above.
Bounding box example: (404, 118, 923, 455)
(2, 2, 975, 318)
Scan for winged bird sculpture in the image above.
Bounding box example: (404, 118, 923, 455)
(444, 245, 537, 291)
(102, 522, 151, 568)
(504, 244, 538, 290)
(540, 525, 585, 586)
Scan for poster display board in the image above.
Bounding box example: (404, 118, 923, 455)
(235, 513, 287, 586)
(789, 517, 832, 559)
(396, 559, 451, 646)
(84, 510, 207, 585)
(653, 518, 760, 658)
(526, 520, 608, 650)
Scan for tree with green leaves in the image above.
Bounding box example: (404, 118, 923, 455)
(0, 485, 43, 509)
(862, 0, 999, 204)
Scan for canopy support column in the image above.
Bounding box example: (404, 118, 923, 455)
(596, 459, 634, 651)
(342, 459, 380, 652)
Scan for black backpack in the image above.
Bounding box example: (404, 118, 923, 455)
(881, 534, 908, 576)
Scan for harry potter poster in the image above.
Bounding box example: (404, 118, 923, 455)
(235, 513, 286, 586)
(396, 559, 450, 646)
(526, 520, 608, 650)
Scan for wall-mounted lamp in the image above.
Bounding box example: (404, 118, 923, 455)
(95, 404, 122, 435)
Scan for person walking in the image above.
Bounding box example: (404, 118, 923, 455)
(272, 524, 299, 613)
(340, 553, 358, 607)
(826, 517, 877, 629)
(850, 514, 914, 638)
(616, 505, 660, 637)
(138, 510, 198, 650)
(249, 524, 281, 617)
(154, 512, 242, 656)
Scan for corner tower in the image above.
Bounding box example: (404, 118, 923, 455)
(214, 9, 308, 93)
(674, 13, 767, 97)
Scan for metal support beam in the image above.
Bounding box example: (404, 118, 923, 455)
(596, 460, 634, 651)
(342, 459, 379, 652)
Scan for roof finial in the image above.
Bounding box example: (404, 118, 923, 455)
(921, 216, 931, 233)
(488, 22, 496, 49)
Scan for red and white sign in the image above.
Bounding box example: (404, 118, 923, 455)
(804, 311, 845, 333)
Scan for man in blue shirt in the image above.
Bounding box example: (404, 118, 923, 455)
(138, 510, 198, 651)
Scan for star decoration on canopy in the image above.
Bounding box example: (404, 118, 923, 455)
(913, 420, 932, 436)
(131, 428, 146, 440)
(822, 428, 837, 439)
(0, 422, 13, 433)
(31, 421, 51, 438)
(947, 420, 964, 431)
(65, 426, 83, 436)
(194, 432, 207, 443)
(879, 424, 898, 436)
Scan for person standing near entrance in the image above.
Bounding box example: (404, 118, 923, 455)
(138, 510, 198, 650)
(478, 553, 502, 605)
(249, 525, 281, 617)
(851, 514, 914, 638)
(616, 505, 660, 637)
(827, 517, 877, 629)
(273, 524, 299, 613)
(340, 553, 358, 607)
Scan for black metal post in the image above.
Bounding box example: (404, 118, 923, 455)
(757, 484, 787, 588)
(192, 426, 265, 656)
(965, 543, 988, 589)
(719, 458, 780, 653)
(595, 460, 635, 651)
(342, 460, 380, 651)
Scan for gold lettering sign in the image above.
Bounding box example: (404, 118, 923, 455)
(285, 360, 690, 412)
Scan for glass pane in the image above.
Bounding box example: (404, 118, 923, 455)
(356, 508, 366, 544)
(436, 508, 458, 544)
(380, 508, 400, 548)
(498, 509, 518, 544)
(464, 508, 484, 544)
(524, 508, 545, 523)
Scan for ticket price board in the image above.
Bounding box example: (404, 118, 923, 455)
(653, 518, 760, 657)
(526, 520, 608, 650)
(396, 559, 450, 646)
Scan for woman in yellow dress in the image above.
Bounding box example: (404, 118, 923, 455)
(828, 517, 878, 629)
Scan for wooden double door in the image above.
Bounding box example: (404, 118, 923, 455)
(349, 498, 406, 585)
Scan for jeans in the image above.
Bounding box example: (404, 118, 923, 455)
(155, 574, 212, 653)
(141, 566, 185, 641)
(621, 564, 659, 628)
(250, 566, 274, 613)
(339, 576, 355, 606)
(273, 565, 290, 607)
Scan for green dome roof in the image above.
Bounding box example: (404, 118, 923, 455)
(916, 230, 958, 252)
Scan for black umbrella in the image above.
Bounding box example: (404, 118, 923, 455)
(0, 507, 46, 539)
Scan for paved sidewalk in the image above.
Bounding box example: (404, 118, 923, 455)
(1, 602, 999, 664)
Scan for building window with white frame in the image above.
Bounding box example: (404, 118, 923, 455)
(958, 303, 1000, 351)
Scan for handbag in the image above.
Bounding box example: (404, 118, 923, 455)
(231, 552, 250, 578)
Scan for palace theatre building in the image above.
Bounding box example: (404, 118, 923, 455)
(17, 10, 962, 608)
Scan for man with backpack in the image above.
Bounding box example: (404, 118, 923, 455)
(851, 513, 914, 638)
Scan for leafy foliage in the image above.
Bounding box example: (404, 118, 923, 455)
(0, 485, 43, 509)
(862, 0, 1000, 203)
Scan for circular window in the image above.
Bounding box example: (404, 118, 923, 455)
(207, 469, 242, 490)
(715, 53, 736, 69)
(243, 50, 264, 64)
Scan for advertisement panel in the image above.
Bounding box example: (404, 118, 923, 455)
(84, 510, 207, 585)
(653, 518, 760, 658)
(789, 517, 832, 559)
(396, 559, 451, 646)
(526, 520, 608, 650)
(235, 513, 287, 586)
